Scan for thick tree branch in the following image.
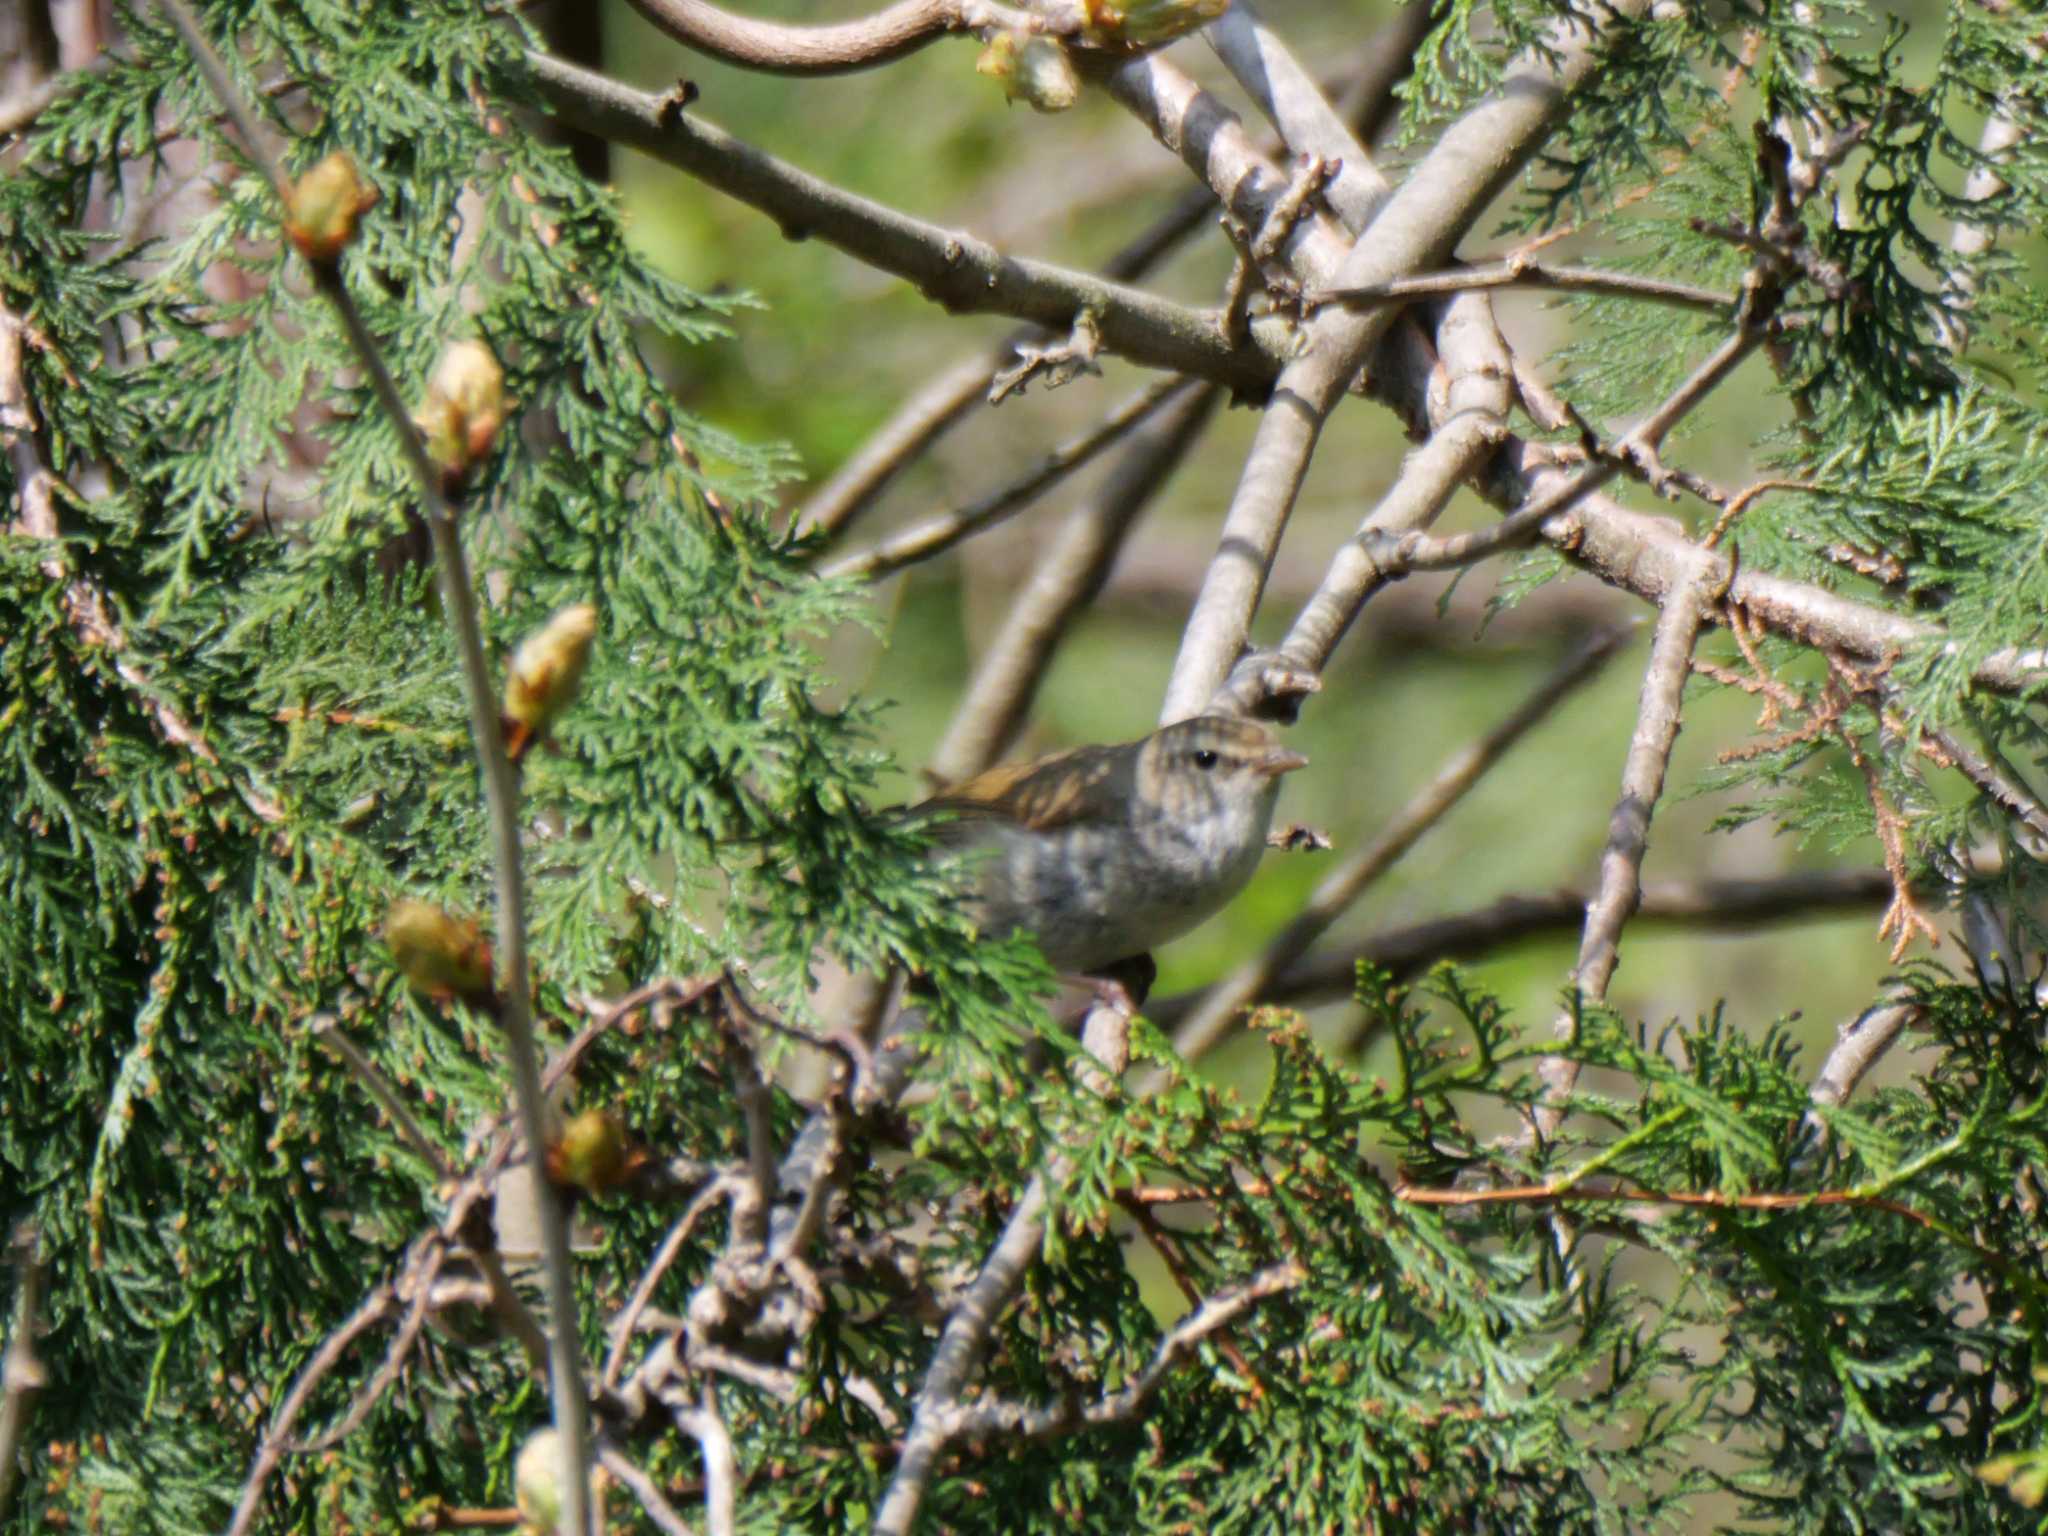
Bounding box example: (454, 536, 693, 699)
(1531, 560, 1720, 1141)
(930, 384, 1221, 781)
(525, 52, 1287, 395)
(1206, 1, 1390, 229)
(1155, 0, 1655, 722)
(622, 0, 1055, 76)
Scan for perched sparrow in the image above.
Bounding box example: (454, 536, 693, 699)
(912, 715, 1308, 975)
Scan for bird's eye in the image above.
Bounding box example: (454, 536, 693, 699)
(1192, 749, 1220, 770)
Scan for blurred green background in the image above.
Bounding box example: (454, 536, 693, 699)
(581, 0, 1921, 1097)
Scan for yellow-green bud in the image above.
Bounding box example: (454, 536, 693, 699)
(384, 899, 494, 1004)
(415, 338, 508, 480)
(977, 30, 1079, 113)
(514, 1428, 561, 1533)
(545, 1108, 631, 1194)
(284, 151, 378, 267)
(502, 603, 597, 758)
(1083, 0, 1228, 46)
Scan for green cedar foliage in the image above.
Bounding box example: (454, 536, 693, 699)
(1, 0, 2046, 1533)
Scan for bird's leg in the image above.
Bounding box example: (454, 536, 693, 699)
(1081, 953, 1157, 1015)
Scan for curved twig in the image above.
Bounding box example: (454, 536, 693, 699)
(623, 0, 1060, 77)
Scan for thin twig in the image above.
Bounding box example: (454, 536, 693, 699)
(1392, 1180, 1942, 1226)
(1171, 625, 1633, 1062)
(1277, 294, 1513, 675)
(945, 1260, 1304, 1437)
(1311, 262, 1736, 316)
(603, 1175, 740, 1389)
(596, 1440, 697, 1536)
(224, 1285, 402, 1536)
(310, 1016, 455, 1181)
(1138, 868, 1892, 1031)
(154, 3, 593, 1527)
(817, 375, 1198, 582)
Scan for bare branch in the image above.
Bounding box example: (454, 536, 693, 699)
(597, 1440, 699, 1536)
(225, 1285, 402, 1536)
(930, 384, 1221, 781)
(872, 1002, 1131, 1536)
(791, 8, 1432, 543)
(795, 353, 995, 541)
(310, 1017, 455, 1181)
(657, 1385, 740, 1536)
(946, 1259, 1305, 1437)
(1157, 0, 1656, 723)
(1278, 295, 1512, 673)
(1312, 262, 1736, 317)
(1207, 2, 1390, 228)
(1123, 869, 1889, 1036)
(1171, 625, 1633, 1061)
(623, 0, 1059, 76)
(817, 375, 1199, 582)
(0, 1225, 47, 1527)
(1806, 999, 1921, 1116)
(526, 52, 1287, 395)
(1531, 560, 1721, 1141)
(604, 1175, 742, 1389)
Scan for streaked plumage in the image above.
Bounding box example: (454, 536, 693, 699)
(911, 716, 1307, 973)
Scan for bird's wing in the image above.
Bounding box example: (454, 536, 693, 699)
(917, 744, 1126, 833)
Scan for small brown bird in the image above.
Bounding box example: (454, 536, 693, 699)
(910, 715, 1308, 976)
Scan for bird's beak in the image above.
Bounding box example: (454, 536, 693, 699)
(1256, 746, 1309, 778)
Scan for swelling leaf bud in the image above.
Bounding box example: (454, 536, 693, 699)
(502, 603, 597, 760)
(414, 338, 508, 482)
(384, 899, 495, 1005)
(514, 1428, 599, 1534)
(545, 1107, 631, 1194)
(977, 30, 1079, 113)
(1083, 0, 1228, 46)
(284, 151, 378, 267)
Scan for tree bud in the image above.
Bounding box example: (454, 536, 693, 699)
(545, 1108, 630, 1194)
(1083, 0, 1228, 46)
(284, 151, 378, 267)
(502, 603, 597, 760)
(976, 31, 1079, 113)
(414, 338, 508, 481)
(384, 899, 494, 1004)
(514, 1427, 589, 1534)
